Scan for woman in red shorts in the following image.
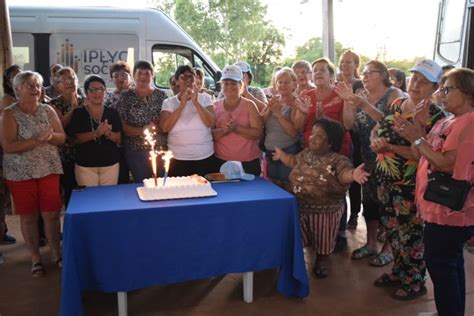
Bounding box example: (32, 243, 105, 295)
(2, 71, 66, 277)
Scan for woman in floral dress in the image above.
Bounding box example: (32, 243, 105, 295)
(370, 59, 445, 300)
(273, 118, 369, 278)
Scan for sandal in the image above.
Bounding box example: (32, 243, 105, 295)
(31, 261, 45, 277)
(369, 253, 394, 267)
(374, 273, 401, 287)
(377, 229, 387, 243)
(351, 246, 377, 260)
(392, 284, 427, 301)
(312, 264, 329, 279)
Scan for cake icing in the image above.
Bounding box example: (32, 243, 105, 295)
(138, 174, 217, 200)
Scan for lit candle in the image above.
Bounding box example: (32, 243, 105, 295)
(144, 128, 158, 186)
(159, 150, 173, 186)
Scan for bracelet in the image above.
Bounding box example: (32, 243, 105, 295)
(413, 137, 425, 147)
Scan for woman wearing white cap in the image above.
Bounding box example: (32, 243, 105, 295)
(367, 59, 445, 300)
(212, 65, 263, 176)
(233, 61, 267, 111)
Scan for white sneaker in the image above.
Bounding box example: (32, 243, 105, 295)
(418, 313, 438, 316)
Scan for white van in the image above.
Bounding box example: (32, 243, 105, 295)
(9, 5, 221, 90)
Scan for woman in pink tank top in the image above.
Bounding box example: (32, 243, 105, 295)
(212, 65, 263, 176)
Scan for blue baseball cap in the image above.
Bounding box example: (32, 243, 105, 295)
(220, 161, 255, 181)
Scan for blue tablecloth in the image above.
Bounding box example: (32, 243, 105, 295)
(60, 178, 309, 315)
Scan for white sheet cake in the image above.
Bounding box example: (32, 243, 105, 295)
(138, 175, 217, 200)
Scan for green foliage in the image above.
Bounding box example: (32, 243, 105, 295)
(147, 1, 424, 87)
(150, 0, 286, 87)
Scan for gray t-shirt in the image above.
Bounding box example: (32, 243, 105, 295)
(264, 105, 298, 151)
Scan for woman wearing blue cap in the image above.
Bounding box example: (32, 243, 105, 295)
(369, 59, 444, 300)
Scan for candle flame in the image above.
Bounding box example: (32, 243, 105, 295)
(144, 128, 158, 186)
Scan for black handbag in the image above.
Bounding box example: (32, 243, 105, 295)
(423, 171, 472, 211)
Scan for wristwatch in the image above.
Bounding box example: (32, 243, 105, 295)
(413, 137, 425, 147)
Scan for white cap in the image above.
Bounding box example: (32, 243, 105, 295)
(220, 65, 243, 82)
(234, 61, 252, 74)
(410, 59, 442, 83)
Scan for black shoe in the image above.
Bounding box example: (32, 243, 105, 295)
(334, 236, 347, 253)
(2, 233, 16, 244)
(347, 216, 358, 229)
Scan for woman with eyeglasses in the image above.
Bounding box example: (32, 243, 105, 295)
(115, 60, 167, 182)
(394, 68, 473, 314)
(160, 65, 217, 176)
(2, 71, 66, 276)
(67, 75, 122, 186)
(291, 60, 314, 96)
(369, 59, 445, 300)
(105, 61, 132, 109)
(48, 67, 85, 205)
(336, 60, 403, 264)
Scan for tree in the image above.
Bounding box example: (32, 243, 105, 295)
(148, 0, 285, 87)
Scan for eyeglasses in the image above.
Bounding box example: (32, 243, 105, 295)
(439, 86, 458, 95)
(88, 87, 106, 93)
(112, 72, 130, 79)
(361, 70, 381, 76)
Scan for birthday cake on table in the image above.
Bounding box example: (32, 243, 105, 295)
(137, 174, 217, 201)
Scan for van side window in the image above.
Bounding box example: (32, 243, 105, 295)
(438, 0, 465, 63)
(12, 33, 35, 71)
(152, 45, 193, 88)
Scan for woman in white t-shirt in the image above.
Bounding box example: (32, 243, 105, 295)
(160, 65, 218, 176)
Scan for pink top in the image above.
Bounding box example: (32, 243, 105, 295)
(416, 113, 474, 226)
(214, 98, 261, 162)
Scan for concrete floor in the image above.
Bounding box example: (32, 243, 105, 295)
(0, 214, 473, 316)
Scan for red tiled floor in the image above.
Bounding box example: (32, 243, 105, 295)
(0, 214, 473, 316)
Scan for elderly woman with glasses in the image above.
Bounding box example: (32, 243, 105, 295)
(395, 68, 474, 314)
(292, 60, 314, 96)
(2, 71, 66, 276)
(369, 60, 445, 300)
(337, 60, 404, 263)
(67, 75, 122, 186)
(160, 65, 217, 176)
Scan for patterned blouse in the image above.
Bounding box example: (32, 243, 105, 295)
(288, 149, 352, 213)
(375, 98, 444, 187)
(3, 103, 63, 181)
(48, 95, 85, 164)
(115, 89, 167, 152)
